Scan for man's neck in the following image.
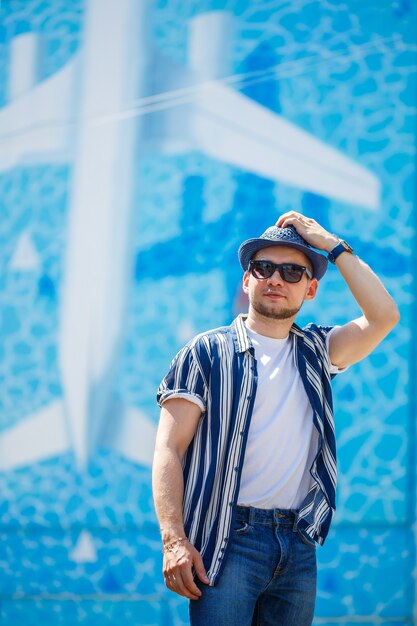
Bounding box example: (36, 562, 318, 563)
(244, 310, 295, 339)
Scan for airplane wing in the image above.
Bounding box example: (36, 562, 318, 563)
(188, 81, 379, 210)
(99, 405, 157, 467)
(0, 399, 156, 471)
(0, 400, 69, 471)
(1, 44, 379, 210)
(0, 54, 78, 172)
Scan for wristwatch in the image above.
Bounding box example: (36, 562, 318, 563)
(328, 239, 354, 264)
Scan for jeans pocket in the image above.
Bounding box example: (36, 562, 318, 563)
(233, 519, 250, 535)
(297, 530, 317, 549)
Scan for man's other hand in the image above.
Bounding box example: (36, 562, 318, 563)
(163, 541, 210, 600)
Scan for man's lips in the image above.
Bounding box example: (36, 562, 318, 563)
(263, 291, 286, 299)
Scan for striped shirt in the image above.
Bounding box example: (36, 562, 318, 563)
(157, 314, 338, 586)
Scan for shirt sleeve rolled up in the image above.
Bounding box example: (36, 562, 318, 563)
(156, 339, 208, 412)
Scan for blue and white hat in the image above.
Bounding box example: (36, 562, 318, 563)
(238, 225, 328, 280)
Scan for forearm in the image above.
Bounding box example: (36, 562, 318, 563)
(152, 445, 209, 598)
(332, 250, 399, 327)
(152, 445, 186, 544)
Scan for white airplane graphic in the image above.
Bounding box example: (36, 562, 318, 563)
(0, 0, 380, 473)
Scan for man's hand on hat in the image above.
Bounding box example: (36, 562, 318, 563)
(276, 211, 339, 253)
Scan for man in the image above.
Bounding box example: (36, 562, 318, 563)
(152, 211, 399, 626)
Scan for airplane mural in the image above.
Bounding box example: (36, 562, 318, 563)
(0, 0, 382, 476)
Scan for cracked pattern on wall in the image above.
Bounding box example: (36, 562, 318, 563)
(0, 0, 415, 624)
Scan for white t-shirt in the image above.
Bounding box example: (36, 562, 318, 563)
(237, 326, 340, 510)
(163, 323, 344, 510)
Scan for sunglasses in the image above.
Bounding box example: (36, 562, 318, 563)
(249, 260, 313, 283)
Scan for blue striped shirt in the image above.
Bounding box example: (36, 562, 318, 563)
(157, 314, 338, 585)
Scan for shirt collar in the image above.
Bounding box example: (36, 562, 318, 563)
(231, 314, 304, 353)
(231, 315, 252, 353)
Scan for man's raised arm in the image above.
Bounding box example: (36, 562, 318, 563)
(276, 211, 400, 369)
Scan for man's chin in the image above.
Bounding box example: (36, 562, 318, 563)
(253, 302, 301, 321)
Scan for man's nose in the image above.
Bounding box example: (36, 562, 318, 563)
(267, 268, 284, 285)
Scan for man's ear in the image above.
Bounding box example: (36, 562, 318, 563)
(304, 278, 318, 301)
(242, 271, 250, 293)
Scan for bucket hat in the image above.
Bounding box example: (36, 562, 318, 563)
(238, 225, 328, 280)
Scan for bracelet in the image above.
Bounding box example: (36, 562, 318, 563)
(162, 537, 188, 554)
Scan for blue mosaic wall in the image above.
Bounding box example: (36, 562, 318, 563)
(0, 0, 416, 624)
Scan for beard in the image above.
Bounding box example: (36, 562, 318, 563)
(251, 298, 302, 321)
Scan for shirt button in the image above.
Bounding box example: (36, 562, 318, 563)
(234, 466, 239, 472)
(229, 502, 233, 506)
(224, 537, 229, 542)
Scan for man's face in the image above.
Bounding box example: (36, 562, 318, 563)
(242, 245, 318, 321)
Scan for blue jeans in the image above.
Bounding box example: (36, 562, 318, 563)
(189, 505, 317, 626)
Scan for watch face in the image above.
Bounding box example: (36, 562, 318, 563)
(340, 240, 354, 253)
